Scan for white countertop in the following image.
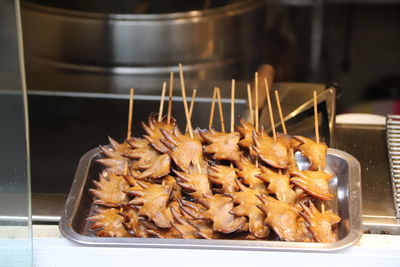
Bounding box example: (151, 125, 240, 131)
(32, 225, 400, 267)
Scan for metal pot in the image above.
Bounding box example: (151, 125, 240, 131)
(21, 0, 265, 92)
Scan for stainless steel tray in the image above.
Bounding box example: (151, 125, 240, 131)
(59, 148, 362, 251)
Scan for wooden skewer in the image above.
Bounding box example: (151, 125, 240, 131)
(158, 82, 167, 122)
(313, 90, 320, 144)
(274, 90, 287, 135)
(254, 73, 259, 167)
(247, 84, 254, 125)
(321, 202, 325, 215)
(208, 87, 217, 129)
(178, 64, 194, 138)
(231, 79, 235, 133)
(124, 158, 129, 176)
(126, 88, 134, 140)
(255, 72, 259, 131)
(313, 90, 323, 171)
(167, 72, 174, 124)
(264, 78, 276, 140)
(185, 89, 197, 132)
(264, 78, 281, 174)
(216, 87, 226, 133)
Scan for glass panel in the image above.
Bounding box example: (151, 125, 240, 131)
(0, 0, 32, 266)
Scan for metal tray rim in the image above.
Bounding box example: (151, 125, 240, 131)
(59, 147, 362, 252)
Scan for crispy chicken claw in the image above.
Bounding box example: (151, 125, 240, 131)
(236, 119, 254, 148)
(292, 136, 327, 171)
(135, 154, 171, 180)
(300, 200, 341, 243)
(290, 170, 334, 201)
(142, 114, 177, 153)
(252, 131, 288, 169)
(257, 194, 306, 242)
(96, 145, 126, 175)
(123, 138, 159, 170)
(200, 129, 241, 161)
(108, 136, 133, 154)
(180, 194, 246, 234)
(90, 173, 130, 207)
(124, 179, 175, 228)
(169, 205, 200, 239)
(120, 206, 150, 237)
(160, 126, 206, 173)
(208, 165, 239, 193)
(235, 155, 267, 193)
(87, 208, 132, 237)
(227, 180, 269, 238)
(276, 133, 292, 149)
(258, 166, 297, 204)
(173, 168, 212, 197)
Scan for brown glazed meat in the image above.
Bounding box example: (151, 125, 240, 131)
(228, 180, 269, 238)
(180, 194, 247, 234)
(120, 206, 150, 238)
(96, 146, 126, 175)
(200, 129, 241, 161)
(90, 173, 130, 207)
(87, 208, 132, 237)
(208, 165, 239, 193)
(160, 126, 206, 173)
(134, 154, 171, 180)
(292, 136, 327, 171)
(124, 178, 175, 228)
(252, 131, 288, 169)
(257, 194, 306, 242)
(235, 155, 267, 193)
(173, 168, 212, 198)
(236, 119, 255, 148)
(142, 115, 177, 153)
(258, 166, 297, 204)
(123, 138, 159, 170)
(290, 170, 334, 201)
(88, 112, 340, 243)
(300, 200, 341, 243)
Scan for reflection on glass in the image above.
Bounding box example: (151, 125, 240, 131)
(0, 0, 32, 266)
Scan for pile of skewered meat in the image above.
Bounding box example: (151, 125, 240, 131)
(87, 115, 340, 243)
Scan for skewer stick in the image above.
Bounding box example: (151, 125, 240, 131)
(158, 82, 167, 122)
(208, 87, 217, 129)
(313, 90, 323, 171)
(274, 90, 287, 135)
(124, 158, 129, 176)
(126, 88, 134, 140)
(231, 79, 235, 133)
(313, 91, 320, 144)
(255, 72, 259, 131)
(247, 84, 254, 125)
(264, 78, 276, 140)
(321, 203, 325, 215)
(254, 73, 259, 167)
(178, 64, 194, 138)
(167, 72, 174, 124)
(186, 89, 197, 132)
(216, 88, 226, 133)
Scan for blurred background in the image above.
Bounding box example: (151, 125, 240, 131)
(20, 0, 400, 113)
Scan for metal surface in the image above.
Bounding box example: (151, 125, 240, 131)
(59, 148, 362, 251)
(386, 115, 400, 219)
(21, 0, 265, 92)
(335, 123, 400, 234)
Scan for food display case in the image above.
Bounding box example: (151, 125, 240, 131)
(2, 0, 400, 266)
